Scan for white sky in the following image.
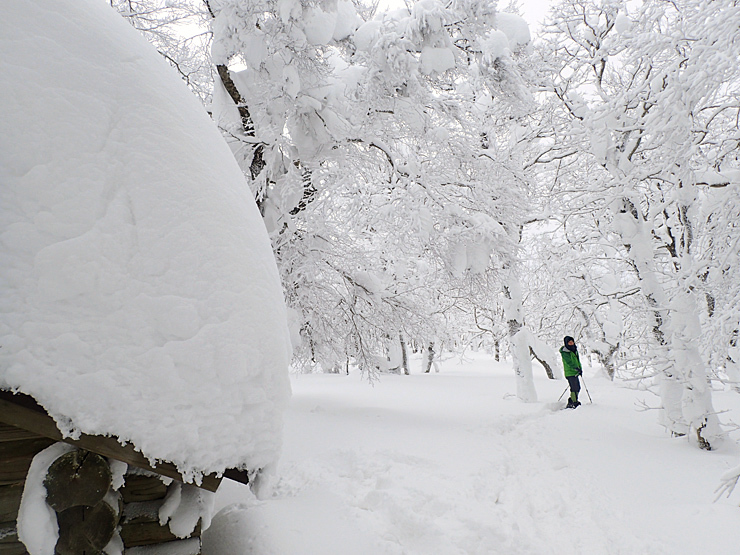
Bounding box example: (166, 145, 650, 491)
(378, 0, 554, 32)
(518, 0, 554, 31)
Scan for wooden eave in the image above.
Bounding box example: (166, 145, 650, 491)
(0, 390, 249, 492)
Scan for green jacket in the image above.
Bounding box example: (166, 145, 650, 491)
(560, 346, 582, 377)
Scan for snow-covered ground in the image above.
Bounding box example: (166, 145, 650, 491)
(203, 353, 740, 554)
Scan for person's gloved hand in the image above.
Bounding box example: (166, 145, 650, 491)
(577, 370, 583, 376)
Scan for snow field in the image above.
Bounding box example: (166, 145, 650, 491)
(204, 353, 740, 554)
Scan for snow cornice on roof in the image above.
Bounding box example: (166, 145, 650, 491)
(0, 390, 249, 491)
(1, 0, 292, 481)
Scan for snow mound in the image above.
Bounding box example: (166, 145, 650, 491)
(0, 0, 291, 483)
(614, 12, 633, 34)
(496, 12, 531, 48)
(420, 46, 456, 75)
(481, 29, 512, 62)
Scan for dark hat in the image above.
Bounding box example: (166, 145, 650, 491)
(563, 336, 575, 346)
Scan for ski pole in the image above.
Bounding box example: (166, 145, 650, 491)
(558, 386, 569, 402)
(580, 374, 593, 403)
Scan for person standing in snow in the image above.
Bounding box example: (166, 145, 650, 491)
(560, 336, 582, 409)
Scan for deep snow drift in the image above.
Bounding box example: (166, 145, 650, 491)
(0, 0, 291, 481)
(203, 354, 740, 554)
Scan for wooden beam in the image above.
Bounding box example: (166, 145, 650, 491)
(120, 474, 168, 503)
(121, 520, 202, 547)
(121, 521, 202, 547)
(0, 437, 55, 486)
(0, 392, 227, 492)
(0, 521, 27, 555)
(223, 468, 250, 485)
(0, 485, 24, 523)
(0, 437, 55, 463)
(0, 452, 40, 487)
(0, 424, 41, 443)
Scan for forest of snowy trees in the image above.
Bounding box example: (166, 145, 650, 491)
(111, 0, 740, 449)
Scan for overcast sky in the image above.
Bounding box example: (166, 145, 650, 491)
(518, 0, 554, 31)
(378, 0, 553, 34)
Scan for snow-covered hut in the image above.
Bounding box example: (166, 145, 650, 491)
(0, 1, 292, 553)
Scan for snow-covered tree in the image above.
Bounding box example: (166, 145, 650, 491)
(203, 0, 547, 379)
(111, 0, 215, 104)
(534, 0, 740, 446)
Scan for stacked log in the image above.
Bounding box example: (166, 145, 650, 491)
(119, 473, 202, 553)
(0, 422, 203, 555)
(0, 423, 53, 555)
(43, 450, 120, 554)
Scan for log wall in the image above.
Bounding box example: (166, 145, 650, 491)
(119, 473, 202, 552)
(0, 423, 202, 554)
(0, 423, 51, 555)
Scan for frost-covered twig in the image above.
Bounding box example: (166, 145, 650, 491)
(634, 398, 660, 412)
(714, 465, 740, 502)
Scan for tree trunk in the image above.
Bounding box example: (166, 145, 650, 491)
(595, 345, 618, 381)
(529, 347, 555, 379)
(400, 334, 410, 375)
(214, 64, 265, 184)
(669, 287, 719, 448)
(614, 199, 718, 447)
(502, 279, 537, 402)
(726, 330, 740, 393)
(423, 343, 435, 374)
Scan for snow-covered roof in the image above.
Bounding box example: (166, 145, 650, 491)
(0, 0, 291, 483)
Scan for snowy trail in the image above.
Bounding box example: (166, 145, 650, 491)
(203, 355, 740, 554)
